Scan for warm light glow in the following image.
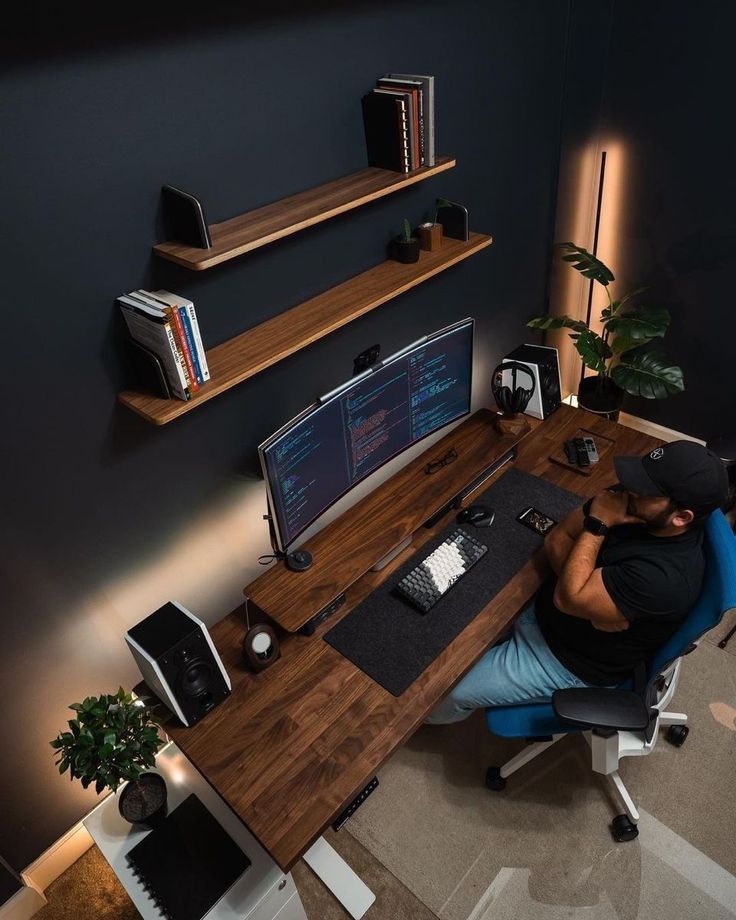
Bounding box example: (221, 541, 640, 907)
(548, 138, 629, 394)
(588, 140, 627, 347)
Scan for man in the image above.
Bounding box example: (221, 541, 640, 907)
(427, 440, 728, 724)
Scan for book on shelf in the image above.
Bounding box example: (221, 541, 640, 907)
(132, 290, 199, 394)
(361, 91, 410, 173)
(143, 289, 210, 383)
(118, 294, 190, 401)
(362, 73, 435, 173)
(376, 77, 423, 168)
(126, 793, 250, 920)
(387, 73, 435, 166)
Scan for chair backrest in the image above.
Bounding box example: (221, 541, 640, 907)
(647, 510, 736, 682)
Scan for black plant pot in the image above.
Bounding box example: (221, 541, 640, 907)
(388, 236, 421, 264)
(118, 772, 168, 829)
(577, 375, 624, 421)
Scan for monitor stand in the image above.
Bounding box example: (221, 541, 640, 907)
(370, 535, 412, 572)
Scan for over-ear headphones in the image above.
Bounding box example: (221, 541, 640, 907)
(491, 361, 536, 415)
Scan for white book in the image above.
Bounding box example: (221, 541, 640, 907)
(118, 296, 189, 400)
(147, 289, 210, 382)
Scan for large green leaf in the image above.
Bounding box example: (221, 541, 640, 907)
(610, 334, 645, 355)
(615, 285, 649, 310)
(611, 352, 685, 398)
(526, 314, 587, 332)
(571, 328, 612, 373)
(557, 242, 615, 286)
(605, 305, 670, 342)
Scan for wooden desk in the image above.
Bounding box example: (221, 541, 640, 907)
(165, 405, 661, 871)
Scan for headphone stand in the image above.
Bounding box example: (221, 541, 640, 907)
(494, 412, 531, 437)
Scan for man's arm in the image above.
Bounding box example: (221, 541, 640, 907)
(552, 490, 641, 632)
(544, 506, 585, 575)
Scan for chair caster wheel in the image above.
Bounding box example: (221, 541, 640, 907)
(485, 767, 506, 791)
(611, 814, 639, 842)
(666, 725, 689, 746)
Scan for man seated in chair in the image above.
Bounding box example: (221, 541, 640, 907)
(427, 441, 728, 724)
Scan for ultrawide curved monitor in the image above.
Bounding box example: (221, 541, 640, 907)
(259, 318, 474, 553)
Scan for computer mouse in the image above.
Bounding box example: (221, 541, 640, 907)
(457, 504, 495, 527)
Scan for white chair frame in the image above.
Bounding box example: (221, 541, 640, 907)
(496, 655, 689, 826)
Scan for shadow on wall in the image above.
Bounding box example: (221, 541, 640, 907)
(666, 229, 736, 274)
(0, 1, 418, 72)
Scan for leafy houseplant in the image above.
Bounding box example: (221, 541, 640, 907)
(51, 687, 166, 827)
(527, 243, 685, 417)
(388, 218, 420, 264)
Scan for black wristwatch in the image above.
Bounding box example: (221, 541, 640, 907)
(583, 514, 609, 536)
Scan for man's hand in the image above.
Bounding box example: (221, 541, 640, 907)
(589, 490, 642, 529)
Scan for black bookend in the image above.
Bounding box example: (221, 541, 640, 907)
(125, 337, 171, 399)
(161, 185, 212, 249)
(436, 200, 469, 241)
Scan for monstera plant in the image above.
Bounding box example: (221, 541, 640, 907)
(527, 243, 684, 416)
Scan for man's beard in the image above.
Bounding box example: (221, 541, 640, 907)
(627, 496, 675, 531)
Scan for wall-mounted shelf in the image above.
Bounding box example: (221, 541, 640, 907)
(120, 231, 493, 425)
(153, 156, 456, 271)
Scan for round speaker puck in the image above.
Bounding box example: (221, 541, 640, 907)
(242, 624, 280, 672)
(286, 549, 313, 571)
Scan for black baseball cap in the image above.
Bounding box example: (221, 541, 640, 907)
(614, 440, 729, 513)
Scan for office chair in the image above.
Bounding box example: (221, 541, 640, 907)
(484, 510, 736, 842)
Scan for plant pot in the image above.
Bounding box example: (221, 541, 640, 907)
(118, 772, 168, 829)
(577, 375, 624, 422)
(418, 222, 443, 251)
(388, 236, 421, 264)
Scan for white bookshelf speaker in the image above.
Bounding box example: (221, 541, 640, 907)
(126, 601, 231, 727)
(501, 344, 562, 420)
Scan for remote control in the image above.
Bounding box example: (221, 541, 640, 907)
(564, 439, 579, 465)
(573, 437, 590, 467)
(583, 436, 599, 463)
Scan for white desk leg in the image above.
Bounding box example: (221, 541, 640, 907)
(302, 836, 375, 919)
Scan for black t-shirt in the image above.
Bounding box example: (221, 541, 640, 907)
(536, 523, 705, 685)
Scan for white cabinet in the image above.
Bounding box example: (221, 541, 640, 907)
(83, 742, 307, 920)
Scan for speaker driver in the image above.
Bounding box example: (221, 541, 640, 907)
(178, 660, 214, 697)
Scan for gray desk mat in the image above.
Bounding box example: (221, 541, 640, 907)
(324, 468, 581, 696)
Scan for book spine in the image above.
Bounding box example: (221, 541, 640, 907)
(179, 306, 203, 384)
(426, 77, 435, 166)
(119, 303, 189, 400)
(396, 99, 410, 173)
(163, 322, 191, 400)
(169, 305, 200, 391)
(417, 88, 426, 166)
(186, 304, 210, 382)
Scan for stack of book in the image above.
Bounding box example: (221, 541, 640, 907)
(362, 73, 435, 174)
(118, 289, 209, 402)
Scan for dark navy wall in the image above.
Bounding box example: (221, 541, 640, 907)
(0, 2, 568, 868)
(559, 0, 736, 439)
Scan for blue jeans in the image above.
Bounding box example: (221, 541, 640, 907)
(426, 602, 594, 724)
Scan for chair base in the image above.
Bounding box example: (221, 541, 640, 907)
(487, 712, 690, 839)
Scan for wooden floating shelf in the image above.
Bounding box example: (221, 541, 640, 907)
(153, 156, 456, 271)
(119, 231, 493, 425)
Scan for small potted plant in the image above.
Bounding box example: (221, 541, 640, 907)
(51, 687, 166, 828)
(388, 218, 421, 263)
(527, 242, 685, 420)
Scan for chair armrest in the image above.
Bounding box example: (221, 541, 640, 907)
(552, 688, 650, 731)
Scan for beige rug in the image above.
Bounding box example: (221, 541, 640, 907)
(348, 638, 736, 919)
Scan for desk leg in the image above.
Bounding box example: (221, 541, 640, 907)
(302, 837, 375, 918)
